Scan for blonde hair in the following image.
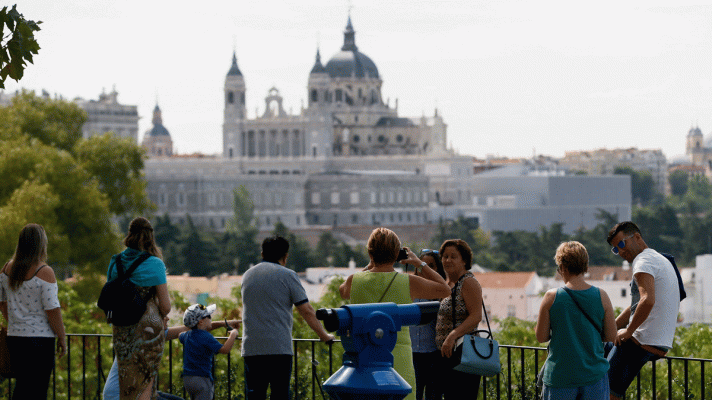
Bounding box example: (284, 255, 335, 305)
(367, 227, 401, 265)
(554, 241, 588, 275)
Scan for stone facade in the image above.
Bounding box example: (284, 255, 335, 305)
(559, 147, 668, 195)
(75, 87, 139, 142)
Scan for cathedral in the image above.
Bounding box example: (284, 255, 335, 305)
(221, 15, 447, 162)
(142, 16, 629, 237)
(143, 16, 473, 233)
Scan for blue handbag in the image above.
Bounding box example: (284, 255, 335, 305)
(453, 302, 501, 376)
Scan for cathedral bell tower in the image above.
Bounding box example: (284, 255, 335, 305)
(223, 51, 246, 158)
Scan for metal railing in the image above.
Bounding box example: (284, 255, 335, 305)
(1, 335, 710, 399)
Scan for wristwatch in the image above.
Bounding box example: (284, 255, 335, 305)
(415, 261, 427, 274)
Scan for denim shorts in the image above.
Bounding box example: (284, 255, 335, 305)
(605, 341, 662, 398)
(541, 374, 609, 400)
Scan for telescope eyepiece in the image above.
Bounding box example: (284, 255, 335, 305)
(316, 308, 340, 332)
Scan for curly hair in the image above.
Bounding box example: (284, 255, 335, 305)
(554, 241, 589, 275)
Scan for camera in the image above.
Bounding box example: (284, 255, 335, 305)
(396, 248, 408, 261)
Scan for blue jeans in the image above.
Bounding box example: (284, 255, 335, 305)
(542, 374, 609, 400)
(244, 354, 292, 400)
(605, 341, 662, 398)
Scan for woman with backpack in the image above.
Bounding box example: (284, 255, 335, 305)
(107, 217, 171, 400)
(0, 223, 67, 399)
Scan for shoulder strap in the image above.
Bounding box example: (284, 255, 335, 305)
(481, 301, 493, 336)
(31, 265, 47, 278)
(377, 272, 399, 303)
(450, 274, 470, 329)
(124, 252, 152, 278)
(562, 287, 603, 336)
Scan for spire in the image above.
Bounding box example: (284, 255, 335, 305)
(341, 15, 357, 51)
(152, 104, 163, 126)
(227, 51, 242, 76)
(310, 47, 326, 74)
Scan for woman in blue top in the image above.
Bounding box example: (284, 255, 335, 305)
(410, 249, 445, 400)
(107, 217, 171, 400)
(535, 241, 617, 400)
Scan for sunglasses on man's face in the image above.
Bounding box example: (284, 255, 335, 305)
(611, 234, 635, 255)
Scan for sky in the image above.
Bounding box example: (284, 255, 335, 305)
(6, 0, 712, 160)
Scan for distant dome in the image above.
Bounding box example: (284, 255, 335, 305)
(688, 125, 703, 136)
(324, 16, 379, 79)
(146, 104, 171, 137)
(148, 124, 170, 137)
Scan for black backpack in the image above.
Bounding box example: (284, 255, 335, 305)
(97, 252, 153, 326)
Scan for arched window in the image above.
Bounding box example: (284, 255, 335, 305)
(311, 89, 318, 103)
(227, 91, 234, 104)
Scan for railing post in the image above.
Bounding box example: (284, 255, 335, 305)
(96, 336, 102, 400)
(652, 359, 656, 399)
(684, 359, 689, 399)
(507, 346, 512, 400)
(668, 357, 672, 399)
(67, 335, 71, 400)
(294, 339, 298, 400)
(520, 347, 525, 397)
(701, 360, 705, 400)
(82, 335, 86, 400)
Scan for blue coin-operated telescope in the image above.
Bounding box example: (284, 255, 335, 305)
(316, 301, 440, 400)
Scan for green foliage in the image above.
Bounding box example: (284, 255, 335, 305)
(614, 166, 659, 206)
(0, 92, 152, 276)
(669, 170, 689, 197)
(227, 186, 260, 274)
(0, 5, 41, 88)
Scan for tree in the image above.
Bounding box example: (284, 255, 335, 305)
(271, 221, 315, 272)
(0, 5, 41, 88)
(614, 166, 657, 205)
(0, 92, 153, 275)
(177, 215, 219, 276)
(668, 170, 689, 197)
(226, 185, 260, 273)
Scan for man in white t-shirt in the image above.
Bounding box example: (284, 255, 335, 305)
(606, 221, 680, 400)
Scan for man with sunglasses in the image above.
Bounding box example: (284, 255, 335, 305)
(605, 221, 680, 400)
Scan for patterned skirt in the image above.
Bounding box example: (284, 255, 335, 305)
(113, 289, 165, 400)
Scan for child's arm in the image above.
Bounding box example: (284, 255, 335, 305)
(218, 329, 239, 354)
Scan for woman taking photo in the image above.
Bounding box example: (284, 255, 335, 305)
(0, 223, 66, 399)
(108, 217, 171, 400)
(340, 227, 450, 400)
(535, 241, 616, 400)
(436, 239, 483, 399)
(410, 249, 446, 400)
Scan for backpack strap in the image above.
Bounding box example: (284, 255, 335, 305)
(114, 252, 152, 280)
(124, 253, 153, 278)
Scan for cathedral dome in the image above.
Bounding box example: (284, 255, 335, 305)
(325, 17, 379, 79)
(688, 125, 703, 137)
(146, 104, 171, 137)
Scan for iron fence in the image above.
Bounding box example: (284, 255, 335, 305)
(1, 335, 709, 399)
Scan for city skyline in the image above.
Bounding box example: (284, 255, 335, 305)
(6, 0, 712, 160)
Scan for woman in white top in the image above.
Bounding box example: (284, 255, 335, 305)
(0, 223, 67, 399)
